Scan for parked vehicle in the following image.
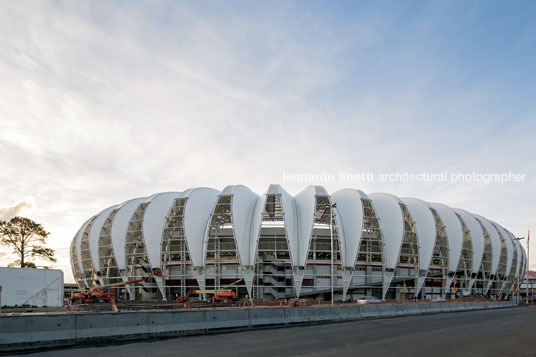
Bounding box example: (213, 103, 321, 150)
(356, 296, 381, 305)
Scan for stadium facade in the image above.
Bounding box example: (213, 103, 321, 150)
(70, 185, 526, 302)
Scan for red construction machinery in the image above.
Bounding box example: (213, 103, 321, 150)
(72, 270, 161, 303)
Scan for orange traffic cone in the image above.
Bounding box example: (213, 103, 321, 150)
(183, 303, 187, 310)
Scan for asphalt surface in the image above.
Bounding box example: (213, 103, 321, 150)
(13, 306, 536, 357)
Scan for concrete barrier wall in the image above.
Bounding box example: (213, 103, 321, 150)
(0, 301, 515, 352)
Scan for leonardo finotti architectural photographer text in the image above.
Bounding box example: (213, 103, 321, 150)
(282, 171, 527, 184)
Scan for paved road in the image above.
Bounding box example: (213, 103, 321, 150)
(15, 307, 536, 357)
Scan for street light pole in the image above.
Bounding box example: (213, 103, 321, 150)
(330, 203, 337, 306)
(526, 230, 530, 307)
(517, 270, 521, 305)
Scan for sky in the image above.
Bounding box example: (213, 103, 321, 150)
(0, 0, 535, 282)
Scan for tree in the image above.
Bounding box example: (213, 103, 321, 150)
(0, 216, 56, 268)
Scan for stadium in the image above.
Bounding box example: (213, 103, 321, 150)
(70, 185, 526, 302)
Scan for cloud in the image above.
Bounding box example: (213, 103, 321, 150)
(0, 200, 33, 221)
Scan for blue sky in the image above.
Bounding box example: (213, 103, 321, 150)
(0, 0, 535, 280)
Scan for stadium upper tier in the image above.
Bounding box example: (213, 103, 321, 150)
(70, 185, 525, 302)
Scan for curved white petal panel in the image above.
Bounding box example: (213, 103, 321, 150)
(181, 187, 220, 268)
(334, 208, 347, 268)
(430, 203, 464, 273)
(250, 191, 267, 265)
(74, 216, 95, 283)
(474, 215, 501, 276)
(521, 245, 527, 278)
(88, 205, 119, 276)
(505, 230, 520, 296)
(401, 197, 436, 272)
(142, 192, 182, 270)
(368, 193, 404, 271)
(294, 185, 330, 267)
(508, 230, 522, 279)
(70, 237, 77, 285)
(331, 189, 369, 267)
(141, 192, 182, 302)
(454, 208, 485, 274)
(249, 184, 299, 267)
(220, 185, 259, 267)
(110, 196, 150, 271)
(493, 223, 513, 278)
(279, 186, 299, 266)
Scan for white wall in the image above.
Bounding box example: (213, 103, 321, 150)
(0, 267, 64, 307)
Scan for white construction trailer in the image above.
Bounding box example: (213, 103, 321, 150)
(0, 267, 64, 307)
